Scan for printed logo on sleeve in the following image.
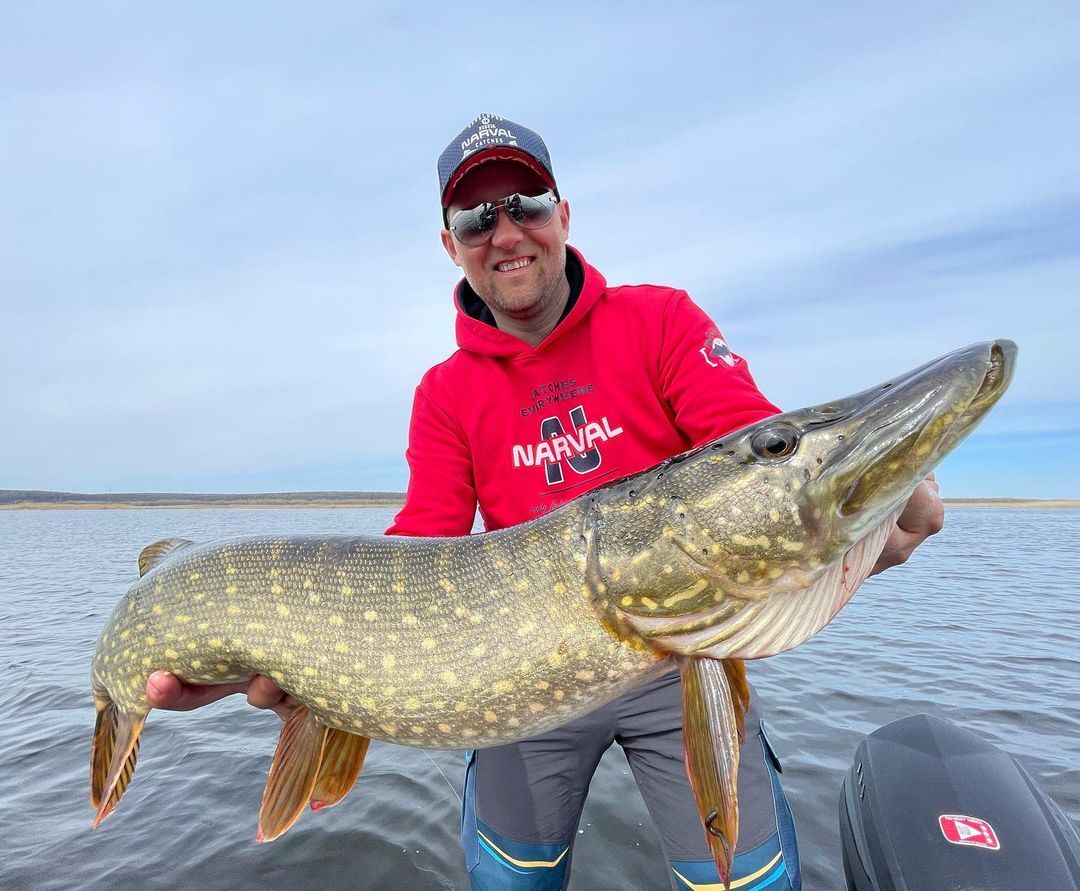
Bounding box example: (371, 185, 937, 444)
(700, 332, 737, 368)
(938, 815, 1000, 850)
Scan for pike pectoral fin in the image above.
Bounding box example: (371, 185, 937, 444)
(680, 656, 742, 889)
(310, 728, 370, 811)
(90, 697, 145, 828)
(257, 704, 329, 842)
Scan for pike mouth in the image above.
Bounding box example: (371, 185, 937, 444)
(836, 340, 1015, 518)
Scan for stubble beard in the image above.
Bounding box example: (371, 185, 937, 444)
(477, 247, 568, 321)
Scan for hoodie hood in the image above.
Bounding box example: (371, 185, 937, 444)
(453, 245, 608, 358)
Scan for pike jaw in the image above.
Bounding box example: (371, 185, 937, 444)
(584, 340, 1017, 659)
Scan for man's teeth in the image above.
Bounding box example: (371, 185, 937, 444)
(497, 258, 532, 272)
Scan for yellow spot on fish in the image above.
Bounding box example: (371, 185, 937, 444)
(120, 629, 130, 640)
(737, 571, 751, 583)
(517, 622, 537, 637)
(382, 655, 396, 669)
(246, 622, 266, 631)
(663, 579, 707, 608)
(335, 642, 348, 654)
(379, 723, 397, 736)
(165, 649, 178, 658)
(768, 567, 784, 579)
(364, 610, 378, 622)
(270, 671, 284, 682)
(470, 643, 488, 658)
(421, 638, 437, 650)
(338, 675, 351, 686)
(145, 636, 156, 646)
(494, 679, 513, 694)
(455, 701, 467, 712)
(329, 614, 343, 625)
(621, 595, 634, 606)
(484, 710, 498, 723)
(152, 605, 164, 615)
(640, 596, 657, 610)
(442, 671, 459, 685)
(548, 652, 566, 667)
(188, 572, 201, 581)
(779, 538, 804, 552)
(575, 670, 596, 682)
(270, 583, 283, 596)
(303, 666, 316, 677)
(402, 613, 418, 626)
(341, 584, 353, 596)
(227, 605, 240, 615)
(303, 577, 313, 589)
(361, 697, 376, 710)
(315, 697, 329, 709)
(191, 660, 202, 669)
(276, 604, 289, 617)
(438, 723, 452, 733)
(439, 578, 456, 594)
(226, 566, 236, 575)
(176, 613, 192, 624)
(528, 702, 545, 713)
(209, 637, 223, 647)
(553, 581, 567, 594)
(554, 690, 565, 701)
(252, 648, 266, 660)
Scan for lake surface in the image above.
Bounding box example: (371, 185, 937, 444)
(3, 508, 1078, 890)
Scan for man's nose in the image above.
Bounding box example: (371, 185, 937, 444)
(489, 207, 524, 250)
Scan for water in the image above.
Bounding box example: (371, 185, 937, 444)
(3, 508, 1078, 890)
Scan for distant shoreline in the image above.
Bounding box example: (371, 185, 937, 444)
(1, 492, 1077, 510)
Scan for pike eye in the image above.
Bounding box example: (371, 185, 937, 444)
(750, 425, 799, 460)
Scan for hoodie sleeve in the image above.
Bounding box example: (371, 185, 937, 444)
(385, 382, 477, 537)
(658, 290, 780, 446)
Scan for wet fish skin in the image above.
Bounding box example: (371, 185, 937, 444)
(90, 339, 1016, 883)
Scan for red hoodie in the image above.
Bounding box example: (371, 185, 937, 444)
(387, 246, 779, 536)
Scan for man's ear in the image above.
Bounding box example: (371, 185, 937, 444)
(557, 198, 571, 240)
(440, 229, 463, 268)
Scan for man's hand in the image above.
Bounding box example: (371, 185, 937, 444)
(870, 473, 944, 576)
(146, 671, 300, 721)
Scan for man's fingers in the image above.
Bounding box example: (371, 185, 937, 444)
(896, 476, 944, 536)
(145, 671, 249, 711)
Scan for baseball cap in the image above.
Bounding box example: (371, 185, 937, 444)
(438, 114, 558, 213)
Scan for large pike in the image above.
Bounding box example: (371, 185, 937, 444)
(90, 340, 1016, 885)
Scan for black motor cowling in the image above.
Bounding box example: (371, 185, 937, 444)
(840, 713, 1080, 890)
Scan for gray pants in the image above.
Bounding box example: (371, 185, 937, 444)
(462, 670, 800, 889)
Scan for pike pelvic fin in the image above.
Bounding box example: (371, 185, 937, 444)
(680, 656, 741, 890)
(138, 538, 195, 577)
(310, 728, 370, 811)
(257, 704, 329, 842)
(90, 695, 145, 828)
(722, 658, 750, 742)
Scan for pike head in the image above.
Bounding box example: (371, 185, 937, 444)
(584, 339, 1017, 659)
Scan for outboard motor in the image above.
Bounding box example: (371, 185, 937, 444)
(840, 713, 1080, 890)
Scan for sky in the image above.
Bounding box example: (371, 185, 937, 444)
(3, 2, 1078, 498)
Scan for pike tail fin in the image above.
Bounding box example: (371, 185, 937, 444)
(680, 657, 741, 889)
(310, 728, 370, 811)
(90, 693, 146, 828)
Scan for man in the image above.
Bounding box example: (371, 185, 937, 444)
(148, 114, 943, 890)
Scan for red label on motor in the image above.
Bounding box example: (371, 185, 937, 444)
(939, 814, 1001, 850)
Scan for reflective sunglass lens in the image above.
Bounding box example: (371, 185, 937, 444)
(450, 192, 556, 246)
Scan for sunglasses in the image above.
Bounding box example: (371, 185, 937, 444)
(448, 191, 559, 247)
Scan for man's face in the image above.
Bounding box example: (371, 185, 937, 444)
(440, 160, 571, 321)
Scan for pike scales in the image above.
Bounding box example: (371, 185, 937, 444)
(90, 340, 1017, 881)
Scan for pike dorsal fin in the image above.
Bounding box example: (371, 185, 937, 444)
(138, 538, 195, 577)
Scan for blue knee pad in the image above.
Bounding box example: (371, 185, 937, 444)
(462, 750, 573, 890)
